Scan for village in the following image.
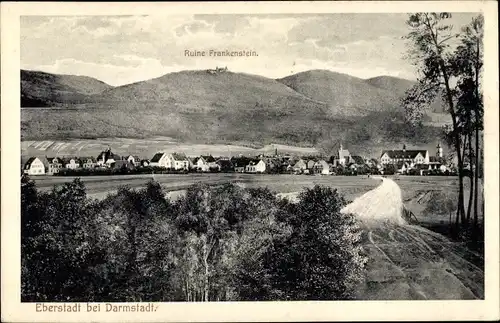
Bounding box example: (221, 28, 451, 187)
(21, 142, 454, 177)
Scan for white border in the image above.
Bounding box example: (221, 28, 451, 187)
(2, 2, 499, 322)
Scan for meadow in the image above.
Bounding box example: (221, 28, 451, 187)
(31, 173, 380, 200)
(31, 173, 473, 226)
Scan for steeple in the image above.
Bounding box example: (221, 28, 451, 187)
(436, 142, 443, 158)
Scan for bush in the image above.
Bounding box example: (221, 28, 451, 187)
(264, 186, 367, 300)
(21, 178, 367, 302)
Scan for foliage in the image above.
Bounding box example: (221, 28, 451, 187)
(21, 177, 367, 302)
(269, 186, 366, 300)
(402, 12, 484, 238)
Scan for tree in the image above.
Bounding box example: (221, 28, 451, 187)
(22, 178, 95, 301)
(228, 188, 292, 301)
(174, 183, 244, 301)
(265, 186, 366, 300)
(451, 15, 484, 237)
(403, 13, 468, 231)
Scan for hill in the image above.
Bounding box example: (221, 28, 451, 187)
(21, 70, 112, 107)
(277, 70, 405, 116)
(364, 75, 416, 97)
(365, 75, 446, 113)
(20, 69, 445, 156)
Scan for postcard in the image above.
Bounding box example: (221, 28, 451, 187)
(1, 1, 499, 322)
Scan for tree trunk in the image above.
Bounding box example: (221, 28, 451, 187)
(203, 242, 209, 302)
(449, 211, 453, 236)
(437, 61, 466, 232)
(473, 36, 481, 238)
(473, 131, 480, 232)
(466, 133, 474, 227)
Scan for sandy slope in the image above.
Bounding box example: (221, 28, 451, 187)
(341, 177, 484, 300)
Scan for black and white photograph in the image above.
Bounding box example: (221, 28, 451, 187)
(2, 1, 499, 322)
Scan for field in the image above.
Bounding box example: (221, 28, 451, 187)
(21, 137, 319, 161)
(31, 173, 483, 237)
(31, 173, 380, 201)
(31, 173, 475, 222)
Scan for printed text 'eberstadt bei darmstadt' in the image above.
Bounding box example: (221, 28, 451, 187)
(35, 303, 159, 313)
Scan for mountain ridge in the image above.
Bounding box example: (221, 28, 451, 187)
(20, 68, 446, 155)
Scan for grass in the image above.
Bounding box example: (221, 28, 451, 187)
(31, 173, 381, 201)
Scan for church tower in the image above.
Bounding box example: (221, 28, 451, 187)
(436, 142, 443, 158)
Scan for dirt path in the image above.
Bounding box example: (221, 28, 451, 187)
(342, 177, 484, 300)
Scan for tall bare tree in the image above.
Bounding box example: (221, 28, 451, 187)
(403, 13, 466, 231)
(452, 15, 484, 235)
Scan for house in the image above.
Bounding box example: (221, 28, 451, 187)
(150, 152, 167, 167)
(170, 153, 190, 170)
(306, 159, 316, 170)
(141, 159, 150, 167)
(231, 156, 251, 173)
(263, 157, 282, 173)
(351, 155, 365, 166)
(417, 160, 448, 173)
(245, 159, 266, 173)
(126, 155, 141, 167)
(23, 157, 46, 175)
(64, 158, 82, 170)
(337, 143, 352, 166)
(193, 155, 219, 172)
(395, 161, 412, 174)
(216, 159, 234, 172)
(281, 164, 294, 173)
(412, 163, 431, 176)
(366, 158, 379, 168)
(46, 157, 64, 175)
(292, 159, 307, 173)
(96, 148, 120, 168)
(349, 163, 358, 171)
(114, 159, 135, 170)
(313, 160, 330, 175)
(380, 145, 429, 165)
(149, 152, 189, 170)
(280, 158, 295, 173)
(81, 157, 96, 169)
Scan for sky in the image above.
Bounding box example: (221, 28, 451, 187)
(21, 14, 477, 86)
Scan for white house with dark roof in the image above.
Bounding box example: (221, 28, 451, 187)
(96, 148, 120, 168)
(46, 157, 63, 174)
(193, 155, 218, 172)
(380, 144, 429, 166)
(149, 152, 168, 167)
(313, 160, 330, 175)
(24, 157, 46, 175)
(126, 155, 141, 167)
(292, 159, 307, 173)
(149, 152, 189, 170)
(169, 153, 190, 170)
(82, 157, 96, 169)
(245, 159, 266, 173)
(64, 158, 82, 170)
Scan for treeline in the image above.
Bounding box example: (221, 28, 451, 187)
(21, 176, 367, 302)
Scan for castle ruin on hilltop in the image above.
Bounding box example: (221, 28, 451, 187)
(207, 66, 228, 74)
